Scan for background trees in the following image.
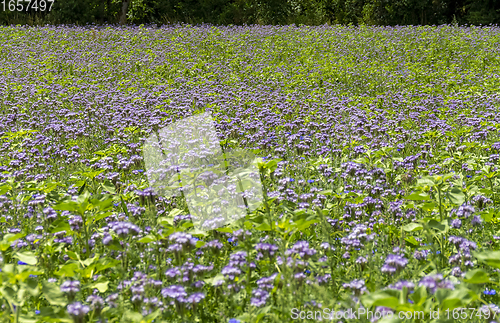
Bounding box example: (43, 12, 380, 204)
(0, 0, 499, 26)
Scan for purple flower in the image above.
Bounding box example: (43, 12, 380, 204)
(68, 215, 83, 231)
(186, 292, 205, 304)
(451, 218, 462, 229)
(387, 280, 414, 291)
(381, 254, 408, 274)
(250, 288, 269, 307)
(86, 295, 104, 311)
(255, 243, 279, 258)
(161, 285, 187, 302)
(108, 221, 141, 238)
(61, 280, 80, 295)
(285, 241, 316, 259)
(67, 302, 89, 318)
(343, 279, 367, 296)
(221, 266, 241, 280)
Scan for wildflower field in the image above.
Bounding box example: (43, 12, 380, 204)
(1, 24, 500, 323)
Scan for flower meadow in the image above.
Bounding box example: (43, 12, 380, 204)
(1, 23, 500, 323)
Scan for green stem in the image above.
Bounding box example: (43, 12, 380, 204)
(437, 186, 443, 222)
(14, 303, 20, 323)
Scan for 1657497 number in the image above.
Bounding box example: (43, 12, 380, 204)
(1, 0, 55, 11)
(445, 308, 497, 320)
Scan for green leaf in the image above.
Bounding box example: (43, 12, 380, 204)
(440, 298, 463, 310)
(361, 291, 400, 309)
(101, 180, 116, 194)
(416, 177, 435, 187)
(265, 159, 279, 172)
(5, 232, 26, 243)
(53, 200, 79, 212)
(0, 286, 20, 306)
(479, 209, 495, 223)
(157, 217, 174, 227)
(50, 220, 72, 234)
(463, 269, 490, 284)
(0, 183, 12, 195)
(54, 262, 80, 277)
(255, 305, 272, 323)
(94, 258, 120, 273)
(403, 192, 430, 201)
(402, 223, 423, 232)
(168, 208, 184, 217)
(447, 187, 465, 205)
(410, 286, 427, 306)
(91, 195, 114, 211)
(474, 251, 500, 269)
(87, 281, 109, 293)
(25, 279, 40, 297)
(42, 282, 67, 306)
(421, 201, 437, 212)
(137, 234, 157, 243)
(14, 251, 37, 265)
(144, 309, 162, 322)
(216, 227, 233, 233)
(204, 274, 225, 286)
(189, 228, 208, 237)
(427, 219, 447, 232)
(378, 317, 403, 323)
(123, 310, 143, 322)
(255, 221, 272, 231)
(404, 237, 419, 248)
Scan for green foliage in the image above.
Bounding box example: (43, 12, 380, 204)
(1, 0, 499, 26)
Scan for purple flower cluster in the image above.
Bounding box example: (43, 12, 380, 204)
(381, 254, 408, 274)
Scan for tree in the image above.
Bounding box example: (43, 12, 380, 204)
(119, 0, 131, 24)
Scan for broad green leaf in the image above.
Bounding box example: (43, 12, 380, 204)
(402, 223, 423, 232)
(447, 187, 465, 205)
(53, 200, 79, 212)
(474, 251, 500, 269)
(55, 262, 80, 277)
(361, 291, 400, 309)
(216, 227, 233, 233)
(404, 237, 419, 248)
(5, 232, 26, 243)
(427, 219, 447, 232)
(137, 234, 157, 243)
(403, 192, 430, 201)
(123, 310, 143, 322)
(0, 183, 12, 195)
(204, 274, 225, 286)
(463, 269, 490, 284)
(189, 228, 208, 236)
(157, 217, 174, 227)
(0, 286, 20, 306)
(416, 177, 435, 187)
(42, 282, 67, 306)
(87, 281, 109, 293)
(25, 279, 40, 297)
(14, 251, 37, 265)
(409, 286, 427, 306)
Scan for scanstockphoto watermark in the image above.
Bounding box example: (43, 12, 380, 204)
(143, 112, 263, 231)
(290, 308, 426, 321)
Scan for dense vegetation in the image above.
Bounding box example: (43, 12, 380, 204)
(1, 0, 500, 26)
(1, 24, 500, 322)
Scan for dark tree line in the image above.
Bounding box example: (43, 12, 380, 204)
(1, 0, 499, 26)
